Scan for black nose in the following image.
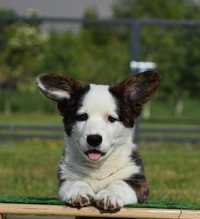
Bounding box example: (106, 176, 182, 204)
(87, 134, 102, 147)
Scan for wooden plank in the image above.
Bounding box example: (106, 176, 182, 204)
(0, 203, 182, 219)
(180, 209, 200, 219)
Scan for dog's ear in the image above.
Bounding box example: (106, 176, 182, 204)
(36, 74, 87, 102)
(36, 74, 89, 115)
(110, 70, 160, 117)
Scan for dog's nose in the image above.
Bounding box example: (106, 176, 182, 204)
(87, 134, 102, 147)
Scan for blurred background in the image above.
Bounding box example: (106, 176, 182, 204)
(0, 0, 199, 206)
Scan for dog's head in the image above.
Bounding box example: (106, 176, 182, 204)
(36, 71, 159, 162)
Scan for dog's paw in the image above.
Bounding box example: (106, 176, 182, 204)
(59, 181, 95, 207)
(95, 189, 123, 211)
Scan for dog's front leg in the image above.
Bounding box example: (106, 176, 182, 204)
(95, 180, 137, 211)
(59, 181, 95, 207)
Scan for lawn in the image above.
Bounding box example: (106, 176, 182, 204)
(0, 112, 199, 127)
(0, 140, 199, 205)
(0, 113, 60, 125)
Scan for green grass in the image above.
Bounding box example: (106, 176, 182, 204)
(0, 112, 199, 126)
(0, 140, 199, 204)
(0, 140, 62, 197)
(0, 112, 60, 124)
(141, 143, 200, 204)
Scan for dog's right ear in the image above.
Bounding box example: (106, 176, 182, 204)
(36, 74, 87, 102)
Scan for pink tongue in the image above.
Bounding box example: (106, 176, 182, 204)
(88, 152, 101, 161)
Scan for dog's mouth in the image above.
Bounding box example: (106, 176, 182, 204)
(85, 149, 106, 161)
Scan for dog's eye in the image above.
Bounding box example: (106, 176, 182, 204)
(108, 115, 118, 123)
(75, 113, 88, 121)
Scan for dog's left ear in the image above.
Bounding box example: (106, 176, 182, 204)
(110, 70, 160, 116)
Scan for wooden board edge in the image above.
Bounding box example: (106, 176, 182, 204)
(0, 203, 180, 219)
(180, 209, 200, 219)
(0, 203, 200, 219)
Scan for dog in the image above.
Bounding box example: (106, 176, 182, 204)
(36, 70, 160, 211)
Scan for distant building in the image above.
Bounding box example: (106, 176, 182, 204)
(0, 0, 116, 18)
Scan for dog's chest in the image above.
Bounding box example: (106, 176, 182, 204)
(60, 146, 140, 192)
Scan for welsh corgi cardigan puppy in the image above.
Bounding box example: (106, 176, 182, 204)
(36, 70, 160, 211)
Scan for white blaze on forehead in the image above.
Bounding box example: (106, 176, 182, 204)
(79, 84, 117, 115)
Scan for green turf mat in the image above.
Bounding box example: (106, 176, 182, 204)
(0, 196, 63, 205)
(0, 196, 199, 210)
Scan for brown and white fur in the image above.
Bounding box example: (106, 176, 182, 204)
(36, 71, 160, 211)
